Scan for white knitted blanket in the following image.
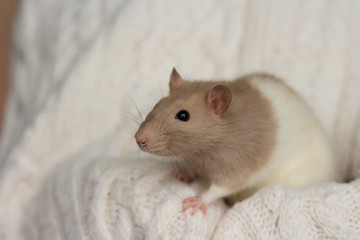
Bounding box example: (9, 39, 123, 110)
(0, 0, 360, 239)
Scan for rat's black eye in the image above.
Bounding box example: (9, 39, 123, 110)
(175, 110, 190, 121)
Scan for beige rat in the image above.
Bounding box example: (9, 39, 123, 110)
(135, 68, 337, 215)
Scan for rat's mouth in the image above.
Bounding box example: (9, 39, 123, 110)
(140, 145, 171, 156)
(136, 134, 171, 156)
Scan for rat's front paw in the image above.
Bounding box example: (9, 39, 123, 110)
(171, 172, 194, 183)
(182, 196, 207, 215)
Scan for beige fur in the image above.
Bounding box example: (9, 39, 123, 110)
(135, 69, 336, 206)
(136, 70, 277, 190)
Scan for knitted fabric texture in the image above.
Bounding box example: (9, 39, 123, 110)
(0, 0, 359, 239)
(23, 158, 360, 239)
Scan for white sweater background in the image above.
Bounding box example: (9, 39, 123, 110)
(0, 0, 359, 239)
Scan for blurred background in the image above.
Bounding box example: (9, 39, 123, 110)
(0, 0, 18, 137)
(1, 0, 359, 178)
(0, 1, 359, 239)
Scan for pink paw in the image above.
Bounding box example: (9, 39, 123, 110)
(171, 172, 194, 183)
(182, 196, 207, 215)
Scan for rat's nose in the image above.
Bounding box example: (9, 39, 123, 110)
(135, 136, 149, 148)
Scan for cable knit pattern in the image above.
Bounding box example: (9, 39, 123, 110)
(214, 180, 360, 239)
(24, 158, 227, 240)
(0, 0, 359, 239)
(23, 158, 360, 240)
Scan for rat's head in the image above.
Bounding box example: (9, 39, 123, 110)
(135, 68, 232, 157)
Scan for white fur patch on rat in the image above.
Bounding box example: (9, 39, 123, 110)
(135, 68, 337, 215)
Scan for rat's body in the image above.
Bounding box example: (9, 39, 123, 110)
(135, 69, 337, 214)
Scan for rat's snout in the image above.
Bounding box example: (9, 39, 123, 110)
(135, 131, 149, 149)
(136, 136, 149, 148)
(135, 122, 168, 155)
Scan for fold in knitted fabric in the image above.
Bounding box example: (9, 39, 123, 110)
(23, 157, 360, 239)
(0, 0, 359, 239)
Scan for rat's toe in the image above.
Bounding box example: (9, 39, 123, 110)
(182, 196, 207, 215)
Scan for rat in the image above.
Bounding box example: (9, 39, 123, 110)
(135, 68, 337, 215)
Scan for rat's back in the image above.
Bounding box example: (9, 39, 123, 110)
(136, 69, 338, 210)
(235, 74, 337, 199)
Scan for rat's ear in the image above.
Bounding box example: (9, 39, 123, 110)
(169, 67, 183, 91)
(207, 85, 232, 117)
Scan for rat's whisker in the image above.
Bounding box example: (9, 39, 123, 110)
(126, 95, 144, 122)
(121, 107, 143, 126)
(120, 135, 137, 154)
